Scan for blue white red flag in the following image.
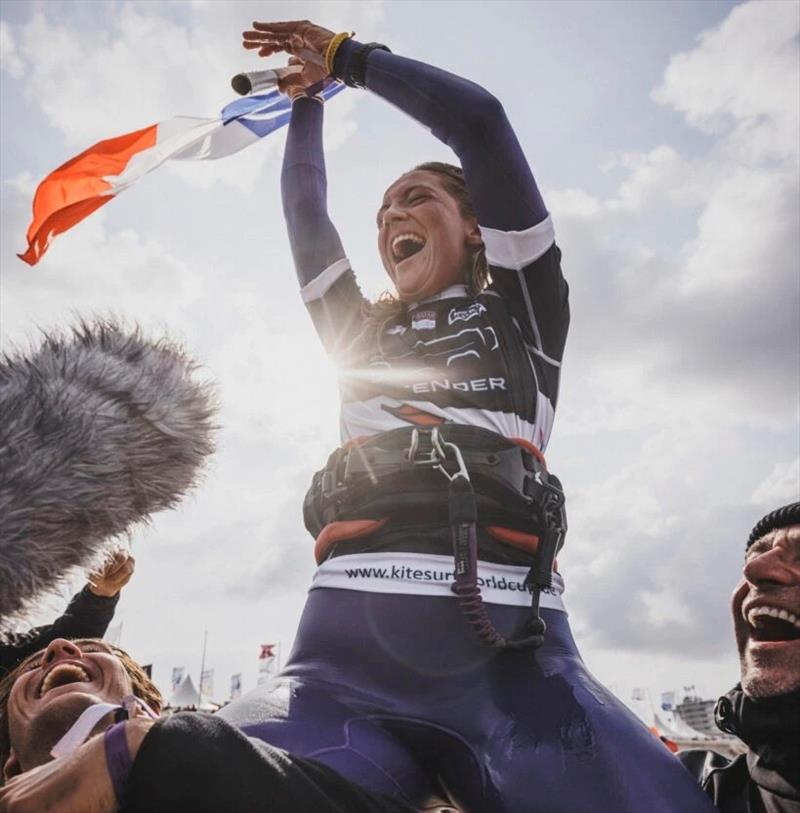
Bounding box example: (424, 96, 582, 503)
(19, 83, 345, 266)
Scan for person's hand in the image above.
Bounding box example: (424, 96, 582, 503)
(280, 56, 329, 101)
(88, 550, 135, 598)
(242, 20, 338, 98)
(0, 718, 154, 813)
(242, 20, 336, 61)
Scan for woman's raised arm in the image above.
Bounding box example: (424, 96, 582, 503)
(333, 40, 548, 233)
(244, 22, 547, 233)
(281, 97, 347, 288)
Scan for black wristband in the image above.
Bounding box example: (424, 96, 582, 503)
(345, 42, 391, 89)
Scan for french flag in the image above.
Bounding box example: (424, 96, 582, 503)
(19, 83, 344, 266)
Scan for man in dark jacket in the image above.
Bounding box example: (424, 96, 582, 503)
(679, 502, 800, 813)
(0, 551, 134, 676)
(0, 637, 457, 812)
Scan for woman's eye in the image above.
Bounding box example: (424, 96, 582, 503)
(25, 659, 43, 672)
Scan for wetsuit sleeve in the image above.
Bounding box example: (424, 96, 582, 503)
(0, 586, 118, 675)
(125, 713, 416, 813)
(333, 41, 569, 397)
(282, 97, 367, 359)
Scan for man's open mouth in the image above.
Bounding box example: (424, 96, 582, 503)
(38, 663, 92, 697)
(391, 232, 426, 265)
(746, 605, 800, 643)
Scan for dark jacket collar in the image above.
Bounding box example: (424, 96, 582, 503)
(715, 684, 800, 801)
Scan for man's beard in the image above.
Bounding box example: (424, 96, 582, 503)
(741, 652, 800, 698)
(15, 694, 110, 771)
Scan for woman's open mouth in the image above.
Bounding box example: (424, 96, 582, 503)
(391, 232, 426, 268)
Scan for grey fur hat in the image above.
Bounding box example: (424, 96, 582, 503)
(0, 319, 217, 624)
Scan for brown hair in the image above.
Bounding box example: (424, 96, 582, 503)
(0, 640, 163, 775)
(365, 162, 489, 350)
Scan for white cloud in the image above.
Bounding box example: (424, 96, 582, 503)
(679, 164, 798, 293)
(0, 20, 23, 78)
(548, 187, 603, 220)
(604, 146, 692, 213)
(543, 0, 799, 660)
(751, 457, 800, 505)
(10, 8, 239, 141)
(653, 0, 800, 164)
(2, 170, 35, 197)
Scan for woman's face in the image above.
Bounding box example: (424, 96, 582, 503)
(377, 170, 482, 302)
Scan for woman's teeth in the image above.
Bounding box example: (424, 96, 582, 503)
(391, 233, 426, 262)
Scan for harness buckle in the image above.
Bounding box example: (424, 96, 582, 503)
(404, 428, 470, 483)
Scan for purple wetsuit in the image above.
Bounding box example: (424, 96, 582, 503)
(219, 41, 718, 813)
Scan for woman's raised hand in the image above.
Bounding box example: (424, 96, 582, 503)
(242, 20, 335, 61)
(242, 20, 337, 100)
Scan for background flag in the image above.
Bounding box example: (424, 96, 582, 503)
(19, 82, 345, 266)
(171, 667, 186, 692)
(257, 643, 278, 686)
(661, 691, 675, 711)
(200, 668, 214, 699)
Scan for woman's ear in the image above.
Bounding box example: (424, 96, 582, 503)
(3, 750, 22, 781)
(465, 219, 483, 248)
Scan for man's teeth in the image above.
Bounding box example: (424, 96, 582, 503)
(747, 605, 800, 629)
(39, 664, 91, 697)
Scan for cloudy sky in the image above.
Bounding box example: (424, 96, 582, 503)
(1, 0, 798, 711)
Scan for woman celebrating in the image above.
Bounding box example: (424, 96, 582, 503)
(221, 20, 717, 813)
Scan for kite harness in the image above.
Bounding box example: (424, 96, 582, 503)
(304, 425, 567, 648)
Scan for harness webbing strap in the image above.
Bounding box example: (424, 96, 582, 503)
(448, 471, 552, 650)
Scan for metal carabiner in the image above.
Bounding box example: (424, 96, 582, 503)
(406, 427, 420, 462)
(405, 427, 470, 482)
(432, 430, 470, 483)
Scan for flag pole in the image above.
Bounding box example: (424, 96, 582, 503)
(199, 629, 208, 702)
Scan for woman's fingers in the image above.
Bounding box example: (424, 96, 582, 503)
(242, 32, 306, 58)
(242, 29, 290, 42)
(250, 20, 308, 33)
(243, 20, 335, 56)
(242, 40, 286, 60)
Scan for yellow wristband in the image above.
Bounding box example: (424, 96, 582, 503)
(324, 31, 354, 75)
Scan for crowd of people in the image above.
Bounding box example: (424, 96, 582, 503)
(0, 17, 797, 813)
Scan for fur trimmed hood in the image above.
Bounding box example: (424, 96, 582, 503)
(0, 319, 217, 625)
